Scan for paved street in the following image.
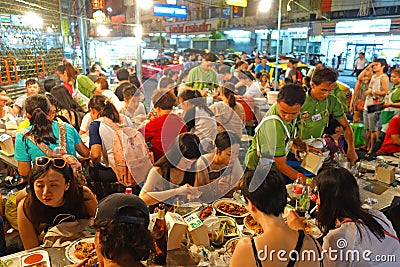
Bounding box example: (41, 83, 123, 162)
(338, 70, 358, 89)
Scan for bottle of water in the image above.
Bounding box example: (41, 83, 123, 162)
(296, 178, 311, 217)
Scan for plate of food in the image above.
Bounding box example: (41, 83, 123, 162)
(218, 216, 240, 237)
(213, 199, 249, 218)
(197, 204, 216, 221)
(244, 214, 263, 235)
(20, 250, 50, 267)
(225, 237, 241, 256)
(65, 236, 98, 266)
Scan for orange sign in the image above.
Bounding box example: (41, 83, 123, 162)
(92, 0, 105, 10)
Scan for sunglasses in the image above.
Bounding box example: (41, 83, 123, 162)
(34, 157, 67, 169)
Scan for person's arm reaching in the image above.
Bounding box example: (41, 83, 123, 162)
(337, 117, 357, 164)
(274, 156, 306, 183)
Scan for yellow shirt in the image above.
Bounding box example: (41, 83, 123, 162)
(17, 118, 64, 132)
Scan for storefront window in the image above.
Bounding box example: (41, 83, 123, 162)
(292, 39, 307, 53)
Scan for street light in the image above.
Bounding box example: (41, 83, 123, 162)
(259, 0, 282, 91)
(135, 1, 152, 81)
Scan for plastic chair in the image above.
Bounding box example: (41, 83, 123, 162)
(350, 122, 366, 147)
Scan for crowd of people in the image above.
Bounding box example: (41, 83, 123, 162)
(0, 50, 399, 266)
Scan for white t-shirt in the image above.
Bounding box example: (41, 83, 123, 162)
(322, 209, 400, 267)
(209, 101, 245, 138)
(244, 82, 263, 98)
(102, 90, 121, 109)
(80, 113, 93, 133)
(190, 107, 217, 140)
(355, 58, 368, 70)
(14, 93, 28, 116)
(89, 115, 133, 167)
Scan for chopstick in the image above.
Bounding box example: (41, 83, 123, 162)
(309, 205, 318, 215)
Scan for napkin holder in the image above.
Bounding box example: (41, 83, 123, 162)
(375, 164, 395, 185)
(0, 134, 14, 156)
(165, 212, 188, 251)
(184, 213, 209, 246)
(300, 152, 324, 175)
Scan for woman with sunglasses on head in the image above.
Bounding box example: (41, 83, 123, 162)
(231, 166, 321, 267)
(14, 95, 90, 177)
(17, 157, 97, 249)
(287, 166, 400, 266)
(139, 133, 202, 207)
(194, 131, 243, 201)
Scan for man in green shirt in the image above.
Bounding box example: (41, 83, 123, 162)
(186, 53, 219, 93)
(245, 84, 310, 182)
(298, 67, 358, 164)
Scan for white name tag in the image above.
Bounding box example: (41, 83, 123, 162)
(311, 114, 322, 122)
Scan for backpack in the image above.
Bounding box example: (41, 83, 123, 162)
(22, 122, 87, 186)
(296, 69, 303, 83)
(99, 117, 153, 187)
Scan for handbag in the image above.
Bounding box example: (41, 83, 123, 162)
(355, 86, 365, 111)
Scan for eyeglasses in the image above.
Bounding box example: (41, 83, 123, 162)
(34, 157, 67, 169)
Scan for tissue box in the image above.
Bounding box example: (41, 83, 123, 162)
(184, 214, 209, 246)
(165, 212, 188, 251)
(300, 152, 324, 175)
(375, 165, 395, 185)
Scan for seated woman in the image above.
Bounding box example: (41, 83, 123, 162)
(139, 89, 187, 162)
(15, 95, 90, 177)
(230, 166, 321, 267)
(139, 133, 202, 207)
(287, 166, 400, 266)
(194, 131, 243, 201)
(17, 156, 97, 249)
(88, 95, 134, 198)
(50, 85, 84, 131)
(210, 82, 245, 138)
(323, 116, 347, 160)
(121, 85, 147, 121)
(179, 89, 217, 151)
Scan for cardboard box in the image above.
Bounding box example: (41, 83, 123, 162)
(375, 165, 395, 185)
(165, 212, 188, 251)
(184, 214, 209, 246)
(300, 152, 324, 175)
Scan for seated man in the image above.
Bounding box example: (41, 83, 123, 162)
(377, 116, 400, 155)
(72, 193, 153, 267)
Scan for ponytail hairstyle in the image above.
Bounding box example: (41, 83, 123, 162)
(24, 94, 56, 145)
(220, 82, 237, 108)
(56, 58, 79, 82)
(88, 94, 120, 123)
(179, 89, 214, 117)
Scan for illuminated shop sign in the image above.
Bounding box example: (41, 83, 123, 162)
(288, 27, 308, 38)
(226, 0, 248, 8)
(153, 4, 188, 18)
(335, 19, 391, 34)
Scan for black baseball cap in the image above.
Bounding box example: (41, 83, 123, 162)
(94, 193, 150, 226)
